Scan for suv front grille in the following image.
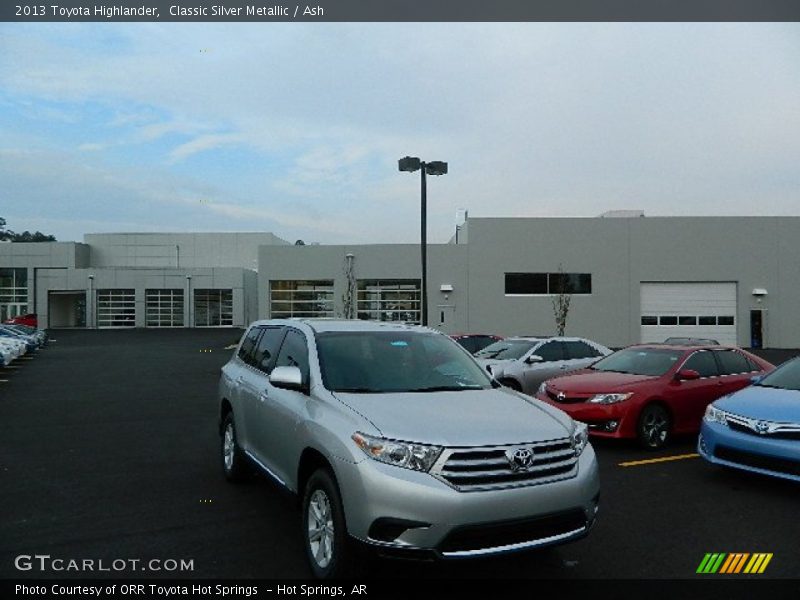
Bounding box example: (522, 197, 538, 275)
(432, 439, 577, 492)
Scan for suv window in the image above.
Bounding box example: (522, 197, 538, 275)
(535, 341, 564, 362)
(715, 350, 756, 375)
(275, 329, 310, 382)
(564, 341, 601, 360)
(682, 351, 719, 378)
(253, 326, 285, 373)
(238, 327, 262, 365)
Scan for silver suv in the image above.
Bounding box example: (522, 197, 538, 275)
(218, 319, 600, 577)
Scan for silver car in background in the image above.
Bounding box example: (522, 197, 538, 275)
(475, 336, 612, 395)
(218, 319, 600, 578)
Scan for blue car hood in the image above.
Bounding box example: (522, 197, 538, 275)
(716, 385, 800, 421)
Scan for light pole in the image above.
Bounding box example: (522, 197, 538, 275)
(398, 156, 448, 326)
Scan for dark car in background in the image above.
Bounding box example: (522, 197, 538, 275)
(450, 334, 503, 354)
(536, 345, 773, 449)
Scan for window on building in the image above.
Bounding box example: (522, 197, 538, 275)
(698, 316, 717, 325)
(641, 316, 658, 326)
(659, 316, 678, 326)
(270, 280, 334, 318)
(717, 316, 735, 326)
(679, 316, 697, 326)
(504, 272, 591, 295)
(357, 279, 421, 324)
(97, 289, 136, 328)
(194, 289, 233, 327)
(0, 268, 29, 321)
(145, 289, 184, 328)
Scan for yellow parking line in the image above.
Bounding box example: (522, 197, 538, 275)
(619, 453, 699, 467)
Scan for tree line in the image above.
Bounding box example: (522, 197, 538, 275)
(0, 217, 56, 242)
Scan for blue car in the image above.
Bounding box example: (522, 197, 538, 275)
(699, 356, 800, 482)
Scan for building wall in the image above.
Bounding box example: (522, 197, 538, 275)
(258, 244, 469, 333)
(465, 217, 800, 348)
(85, 232, 288, 269)
(35, 267, 253, 328)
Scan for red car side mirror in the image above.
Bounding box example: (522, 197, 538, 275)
(676, 369, 700, 381)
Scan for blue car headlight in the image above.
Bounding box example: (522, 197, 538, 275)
(703, 404, 728, 425)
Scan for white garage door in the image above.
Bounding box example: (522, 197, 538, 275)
(640, 282, 737, 346)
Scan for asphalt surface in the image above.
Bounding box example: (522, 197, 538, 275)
(0, 331, 798, 581)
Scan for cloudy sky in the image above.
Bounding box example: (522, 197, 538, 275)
(1, 23, 798, 244)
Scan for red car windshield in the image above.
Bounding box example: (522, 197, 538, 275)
(590, 348, 683, 377)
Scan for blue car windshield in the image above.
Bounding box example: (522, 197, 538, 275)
(757, 359, 800, 392)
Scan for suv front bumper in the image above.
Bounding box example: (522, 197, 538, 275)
(335, 444, 600, 558)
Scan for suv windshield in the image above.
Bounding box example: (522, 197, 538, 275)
(591, 347, 683, 376)
(475, 339, 536, 360)
(317, 331, 493, 393)
(756, 358, 800, 392)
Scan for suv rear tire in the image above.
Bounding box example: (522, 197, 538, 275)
(302, 469, 356, 579)
(221, 413, 249, 482)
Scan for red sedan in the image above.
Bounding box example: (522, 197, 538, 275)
(4, 313, 37, 328)
(535, 344, 774, 449)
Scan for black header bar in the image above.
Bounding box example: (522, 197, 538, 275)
(3, 0, 800, 23)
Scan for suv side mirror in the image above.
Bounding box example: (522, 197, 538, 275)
(269, 366, 304, 391)
(525, 354, 543, 364)
(676, 369, 700, 381)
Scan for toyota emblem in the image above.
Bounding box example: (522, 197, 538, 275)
(754, 420, 770, 435)
(506, 447, 534, 471)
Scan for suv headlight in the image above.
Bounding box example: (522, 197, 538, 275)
(588, 392, 632, 405)
(352, 432, 442, 472)
(704, 405, 728, 425)
(571, 422, 589, 457)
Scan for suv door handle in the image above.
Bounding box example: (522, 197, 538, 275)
(235, 375, 244, 385)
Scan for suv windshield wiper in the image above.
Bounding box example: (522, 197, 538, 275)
(406, 385, 484, 393)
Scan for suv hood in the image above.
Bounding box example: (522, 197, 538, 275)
(334, 388, 573, 447)
(547, 370, 658, 393)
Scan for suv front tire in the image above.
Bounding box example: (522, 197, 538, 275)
(302, 469, 355, 578)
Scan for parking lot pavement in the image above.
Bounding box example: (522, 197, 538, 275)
(0, 331, 798, 580)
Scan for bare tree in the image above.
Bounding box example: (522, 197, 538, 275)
(551, 266, 572, 336)
(341, 253, 356, 319)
